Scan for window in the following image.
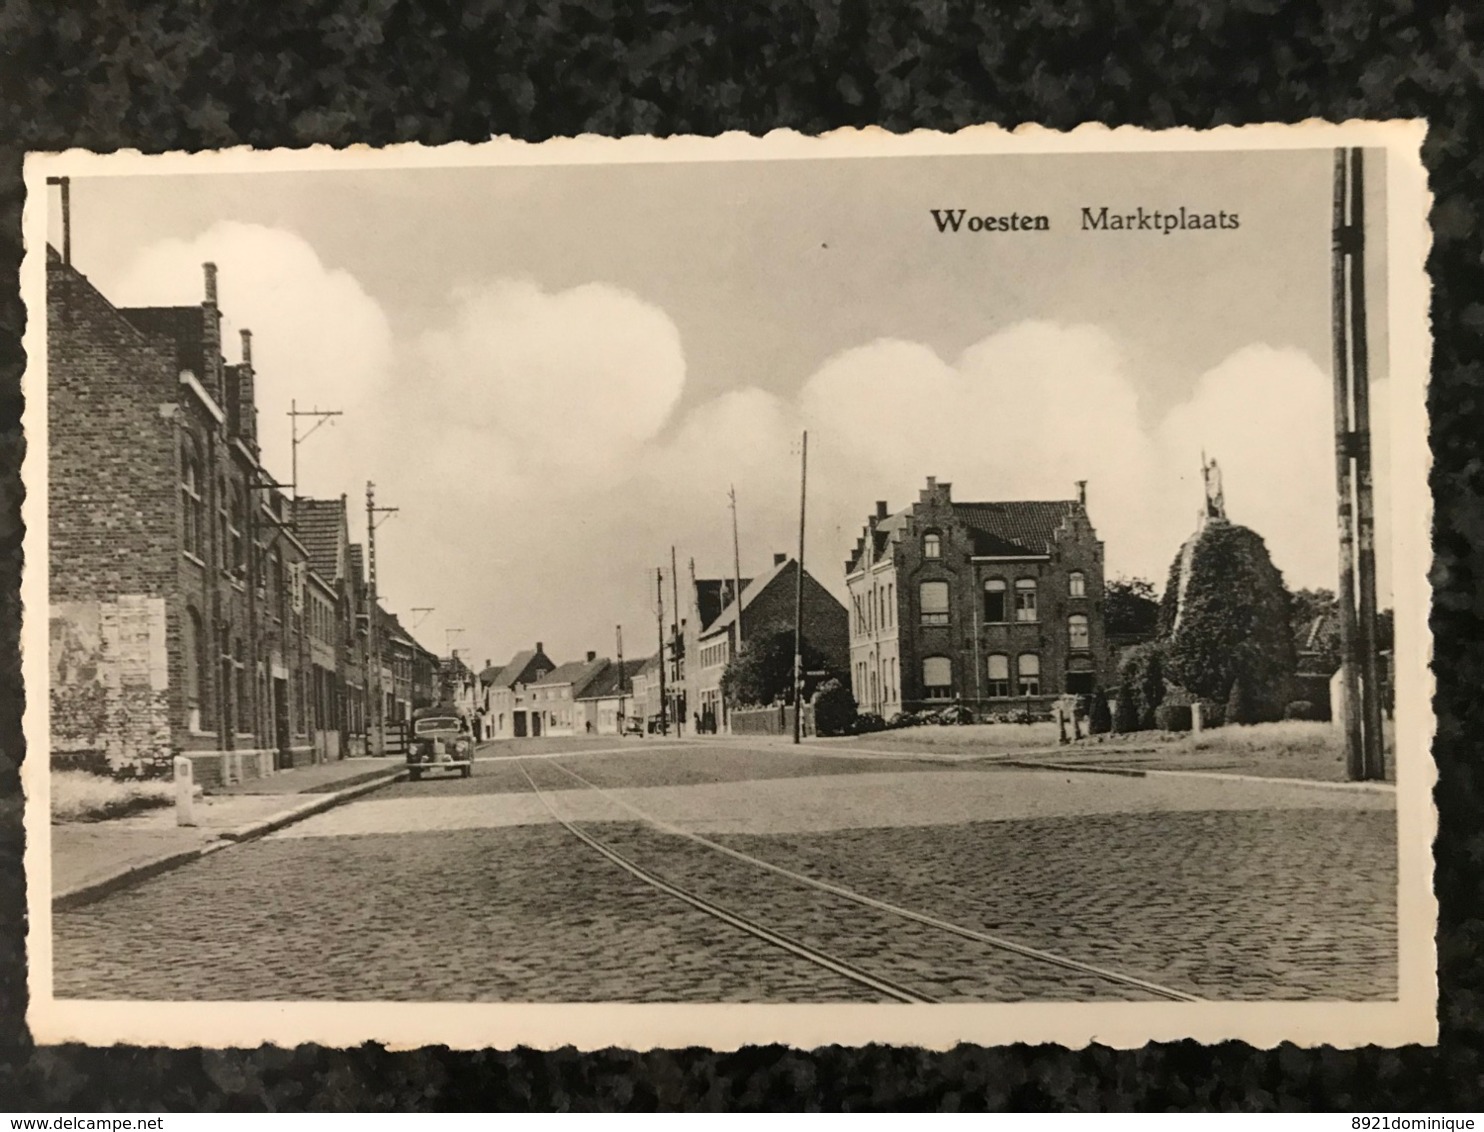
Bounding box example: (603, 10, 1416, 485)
(1017, 652, 1041, 696)
(1069, 571, 1086, 598)
(229, 487, 245, 576)
(923, 533, 941, 559)
(1015, 578, 1038, 622)
(886, 584, 893, 626)
(235, 639, 250, 733)
(986, 653, 1010, 697)
(185, 608, 205, 729)
(922, 656, 952, 700)
(217, 476, 229, 571)
(1069, 613, 1090, 650)
(984, 578, 1007, 622)
(180, 440, 203, 558)
(920, 581, 950, 626)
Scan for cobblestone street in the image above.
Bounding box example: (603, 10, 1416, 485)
(52, 738, 1397, 1002)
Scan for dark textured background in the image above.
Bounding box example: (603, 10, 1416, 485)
(0, 0, 1479, 1111)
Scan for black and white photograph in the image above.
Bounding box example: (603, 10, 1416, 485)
(21, 125, 1434, 1050)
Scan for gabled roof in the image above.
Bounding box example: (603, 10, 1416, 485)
(953, 501, 1079, 556)
(532, 657, 609, 698)
(293, 497, 347, 583)
(848, 498, 1081, 571)
(699, 556, 794, 640)
(482, 648, 553, 689)
(576, 658, 647, 701)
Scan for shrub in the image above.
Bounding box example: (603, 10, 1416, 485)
(1154, 703, 1193, 732)
(1161, 520, 1297, 721)
(1156, 703, 1194, 732)
(937, 704, 974, 725)
(884, 712, 915, 729)
(1227, 671, 1259, 725)
(1112, 684, 1139, 733)
(812, 680, 858, 737)
(1120, 643, 1167, 730)
(1089, 689, 1113, 735)
(1284, 699, 1321, 721)
(1194, 699, 1226, 728)
(853, 712, 887, 734)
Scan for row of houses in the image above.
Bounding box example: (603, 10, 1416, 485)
(468, 477, 1115, 740)
(473, 552, 852, 739)
(47, 247, 442, 784)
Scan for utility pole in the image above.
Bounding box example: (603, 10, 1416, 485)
(671, 545, 683, 737)
(656, 567, 669, 736)
(365, 481, 398, 755)
(728, 485, 745, 734)
(289, 400, 343, 507)
(411, 607, 435, 629)
(793, 431, 808, 745)
(1332, 146, 1385, 782)
(615, 624, 626, 733)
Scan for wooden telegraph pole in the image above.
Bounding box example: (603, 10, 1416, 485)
(1332, 147, 1386, 782)
(793, 431, 808, 745)
(655, 567, 668, 737)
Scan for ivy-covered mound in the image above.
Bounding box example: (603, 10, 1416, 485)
(1157, 519, 1297, 722)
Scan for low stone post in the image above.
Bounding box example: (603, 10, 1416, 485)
(1191, 701, 1205, 734)
(174, 756, 197, 827)
(1056, 705, 1069, 745)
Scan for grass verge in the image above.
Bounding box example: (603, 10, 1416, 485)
(52, 771, 175, 823)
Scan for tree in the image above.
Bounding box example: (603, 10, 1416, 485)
(721, 623, 840, 708)
(1119, 642, 1166, 730)
(1162, 521, 1297, 721)
(1290, 587, 1340, 672)
(1112, 684, 1139, 733)
(1105, 575, 1161, 641)
(1088, 689, 1113, 735)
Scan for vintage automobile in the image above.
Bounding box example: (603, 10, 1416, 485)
(406, 706, 474, 781)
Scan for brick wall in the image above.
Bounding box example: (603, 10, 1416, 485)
(47, 257, 177, 604)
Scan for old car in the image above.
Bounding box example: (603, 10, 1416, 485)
(406, 706, 474, 781)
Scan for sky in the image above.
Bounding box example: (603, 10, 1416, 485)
(49, 147, 1394, 669)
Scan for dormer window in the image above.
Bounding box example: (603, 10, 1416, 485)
(923, 532, 942, 559)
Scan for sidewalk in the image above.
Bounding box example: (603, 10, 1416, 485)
(210, 755, 405, 795)
(52, 757, 405, 908)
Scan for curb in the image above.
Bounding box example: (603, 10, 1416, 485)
(1006, 759, 1148, 778)
(218, 771, 407, 840)
(52, 770, 406, 912)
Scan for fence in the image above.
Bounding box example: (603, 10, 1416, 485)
(729, 704, 816, 738)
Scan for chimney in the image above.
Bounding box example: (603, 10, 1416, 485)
(774, 552, 786, 566)
(1076, 480, 1087, 507)
(535, 642, 543, 654)
(875, 500, 888, 520)
(926, 475, 936, 491)
(485, 658, 492, 669)
(203, 262, 218, 306)
(586, 650, 596, 662)
(240, 328, 253, 366)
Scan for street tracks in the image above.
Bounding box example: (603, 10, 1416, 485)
(517, 757, 1204, 1004)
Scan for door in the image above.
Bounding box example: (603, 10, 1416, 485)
(273, 677, 290, 767)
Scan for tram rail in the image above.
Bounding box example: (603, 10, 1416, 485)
(519, 756, 1204, 1004)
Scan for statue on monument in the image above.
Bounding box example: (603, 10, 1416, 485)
(1201, 452, 1226, 522)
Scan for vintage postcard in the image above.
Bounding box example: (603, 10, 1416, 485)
(21, 123, 1435, 1050)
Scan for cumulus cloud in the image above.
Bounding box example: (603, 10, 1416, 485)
(102, 228, 1383, 663)
(107, 222, 394, 499)
(413, 279, 686, 479)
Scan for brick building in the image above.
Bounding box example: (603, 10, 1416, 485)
(844, 477, 1110, 718)
(478, 644, 555, 739)
(528, 653, 609, 736)
(692, 554, 849, 732)
(47, 250, 337, 782)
